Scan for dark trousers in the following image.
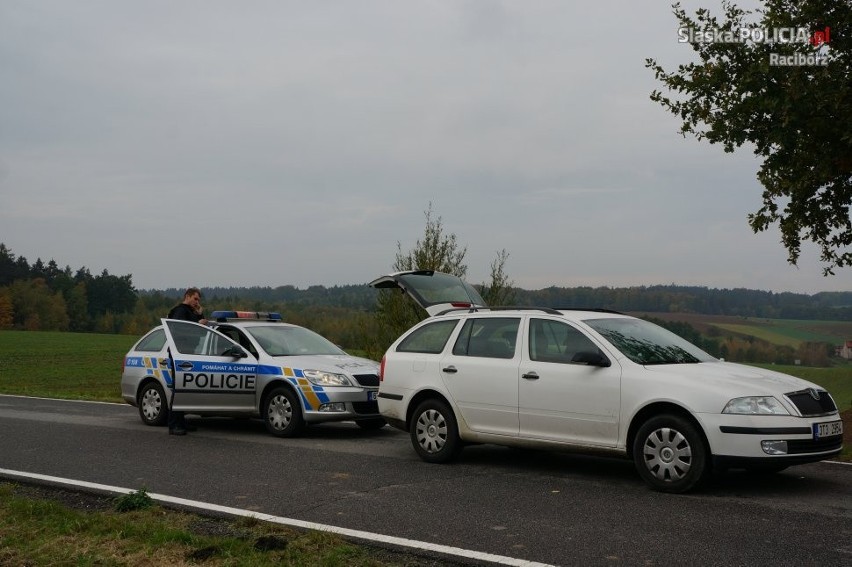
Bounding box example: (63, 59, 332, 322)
(168, 389, 186, 430)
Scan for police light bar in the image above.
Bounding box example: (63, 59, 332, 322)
(210, 310, 283, 322)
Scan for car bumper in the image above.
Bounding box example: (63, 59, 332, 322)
(377, 390, 407, 427)
(698, 412, 843, 463)
(298, 387, 380, 423)
(120, 375, 141, 406)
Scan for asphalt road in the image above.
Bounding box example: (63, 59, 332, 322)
(1, 395, 850, 566)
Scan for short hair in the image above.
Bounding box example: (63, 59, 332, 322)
(183, 287, 201, 299)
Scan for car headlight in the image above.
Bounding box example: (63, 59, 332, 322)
(722, 396, 789, 415)
(303, 370, 352, 387)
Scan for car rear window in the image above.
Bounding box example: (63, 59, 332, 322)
(135, 329, 166, 352)
(396, 319, 460, 354)
(452, 318, 519, 359)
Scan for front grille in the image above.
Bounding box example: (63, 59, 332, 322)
(786, 435, 843, 455)
(352, 401, 379, 415)
(785, 389, 837, 416)
(353, 374, 379, 387)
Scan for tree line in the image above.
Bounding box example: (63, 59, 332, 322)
(0, 241, 847, 366)
(0, 244, 136, 333)
(154, 283, 852, 321)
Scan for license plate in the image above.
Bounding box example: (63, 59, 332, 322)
(813, 420, 843, 439)
(368, 390, 378, 401)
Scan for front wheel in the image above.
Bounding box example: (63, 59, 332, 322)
(138, 382, 168, 426)
(263, 387, 305, 437)
(410, 399, 462, 463)
(633, 414, 708, 493)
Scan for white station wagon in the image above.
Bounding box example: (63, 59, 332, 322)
(370, 271, 843, 492)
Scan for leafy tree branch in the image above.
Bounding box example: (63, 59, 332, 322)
(646, 0, 851, 274)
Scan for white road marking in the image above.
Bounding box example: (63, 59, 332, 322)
(0, 468, 555, 567)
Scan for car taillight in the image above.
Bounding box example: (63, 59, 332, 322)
(379, 355, 385, 382)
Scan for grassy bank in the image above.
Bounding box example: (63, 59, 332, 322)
(0, 484, 419, 566)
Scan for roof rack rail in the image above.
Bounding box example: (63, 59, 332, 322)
(486, 306, 563, 315)
(552, 307, 623, 315)
(433, 305, 562, 316)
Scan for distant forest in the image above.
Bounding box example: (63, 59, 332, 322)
(161, 283, 852, 321)
(1, 243, 850, 365)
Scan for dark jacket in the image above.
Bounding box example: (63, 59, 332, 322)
(168, 303, 204, 323)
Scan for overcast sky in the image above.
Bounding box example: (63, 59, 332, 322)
(1, 1, 848, 294)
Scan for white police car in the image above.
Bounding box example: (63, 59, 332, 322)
(370, 271, 843, 493)
(121, 311, 384, 436)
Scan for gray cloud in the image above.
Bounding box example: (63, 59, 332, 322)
(1, 1, 846, 293)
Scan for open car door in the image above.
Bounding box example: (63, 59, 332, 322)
(368, 270, 487, 317)
(161, 319, 259, 413)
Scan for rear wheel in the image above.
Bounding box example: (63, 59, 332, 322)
(138, 382, 168, 426)
(263, 387, 305, 437)
(410, 399, 462, 463)
(633, 414, 708, 493)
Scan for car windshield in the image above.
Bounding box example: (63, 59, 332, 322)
(247, 326, 346, 357)
(584, 317, 715, 365)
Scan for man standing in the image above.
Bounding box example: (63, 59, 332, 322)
(168, 287, 207, 325)
(166, 287, 206, 435)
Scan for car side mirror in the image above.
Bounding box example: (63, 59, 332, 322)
(571, 351, 611, 367)
(222, 346, 248, 358)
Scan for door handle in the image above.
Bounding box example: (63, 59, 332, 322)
(158, 359, 170, 367)
(442, 366, 458, 374)
(522, 372, 539, 380)
(178, 362, 193, 370)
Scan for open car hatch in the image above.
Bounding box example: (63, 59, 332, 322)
(368, 270, 487, 316)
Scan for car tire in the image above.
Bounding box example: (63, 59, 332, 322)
(633, 414, 708, 493)
(138, 381, 168, 426)
(356, 418, 387, 430)
(263, 386, 305, 437)
(410, 399, 462, 463)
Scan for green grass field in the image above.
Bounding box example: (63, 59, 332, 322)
(1, 329, 848, 410)
(714, 321, 852, 347)
(0, 330, 135, 402)
(713, 324, 803, 347)
(636, 312, 852, 349)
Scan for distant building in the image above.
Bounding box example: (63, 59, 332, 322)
(838, 340, 852, 360)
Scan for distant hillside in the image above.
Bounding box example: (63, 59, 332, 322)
(144, 284, 852, 321)
(513, 285, 852, 321)
(633, 312, 852, 347)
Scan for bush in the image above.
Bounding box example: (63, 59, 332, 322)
(114, 488, 154, 512)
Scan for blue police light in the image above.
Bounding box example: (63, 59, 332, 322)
(210, 310, 283, 322)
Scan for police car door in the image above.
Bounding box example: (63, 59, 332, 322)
(161, 319, 259, 413)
